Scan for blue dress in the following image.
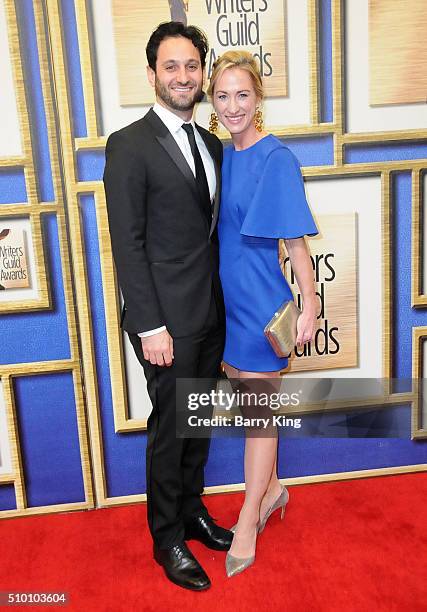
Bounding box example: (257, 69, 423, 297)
(218, 134, 319, 372)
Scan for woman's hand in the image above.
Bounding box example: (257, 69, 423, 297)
(283, 237, 318, 347)
(296, 303, 317, 347)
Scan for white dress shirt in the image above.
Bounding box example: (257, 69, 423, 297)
(138, 103, 217, 338)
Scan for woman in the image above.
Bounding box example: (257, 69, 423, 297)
(207, 51, 319, 577)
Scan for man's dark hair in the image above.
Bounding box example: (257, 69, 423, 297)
(146, 21, 209, 71)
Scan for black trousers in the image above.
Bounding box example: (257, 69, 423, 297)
(129, 292, 225, 549)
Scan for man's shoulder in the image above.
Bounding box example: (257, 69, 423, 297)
(106, 113, 154, 150)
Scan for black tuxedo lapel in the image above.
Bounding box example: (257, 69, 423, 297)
(144, 109, 199, 201)
(196, 126, 221, 237)
(144, 109, 221, 235)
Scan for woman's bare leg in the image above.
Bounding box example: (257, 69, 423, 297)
(223, 365, 282, 559)
(222, 362, 239, 379)
(259, 447, 283, 525)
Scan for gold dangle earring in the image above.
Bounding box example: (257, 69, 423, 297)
(209, 111, 219, 134)
(254, 107, 264, 132)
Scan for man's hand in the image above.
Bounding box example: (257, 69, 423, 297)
(141, 330, 174, 366)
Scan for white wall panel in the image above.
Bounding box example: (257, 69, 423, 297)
(423, 173, 427, 295)
(121, 300, 151, 420)
(0, 0, 22, 157)
(0, 218, 39, 303)
(288, 176, 383, 379)
(345, 0, 427, 133)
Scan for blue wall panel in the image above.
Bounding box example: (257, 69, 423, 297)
(319, 0, 333, 124)
(283, 137, 334, 167)
(0, 170, 27, 204)
(13, 372, 85, 506)
(278, 438, 427, 477)
(77, 151, 106, 183)
(346, 143, 427, 164)
(59, 0, 87, 137)
(16, 0, 55, 202)
(393, 173, 427, 383)
(0, 485, 16, 511)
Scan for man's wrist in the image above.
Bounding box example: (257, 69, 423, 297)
(138, 326, 167, 338)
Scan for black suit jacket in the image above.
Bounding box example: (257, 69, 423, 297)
(103, 108, 225, 338)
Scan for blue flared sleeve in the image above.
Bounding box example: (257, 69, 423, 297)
(240, 146, 319, 239)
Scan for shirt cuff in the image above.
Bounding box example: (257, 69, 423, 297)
(137, 326, 167, 338)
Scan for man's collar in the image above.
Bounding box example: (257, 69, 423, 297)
(153, 102, 195, 134)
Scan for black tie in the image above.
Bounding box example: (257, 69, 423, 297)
(181, 123, 213, 221)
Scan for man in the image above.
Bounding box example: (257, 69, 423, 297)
(103, 22, 232, 591)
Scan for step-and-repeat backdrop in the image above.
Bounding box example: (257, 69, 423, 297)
(0, 0, 426, 517)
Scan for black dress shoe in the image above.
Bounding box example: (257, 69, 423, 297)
(184, 515, 233, 551)
(153, 542, 211, 591)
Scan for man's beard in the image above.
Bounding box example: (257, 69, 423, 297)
(155, 77, 204, 112)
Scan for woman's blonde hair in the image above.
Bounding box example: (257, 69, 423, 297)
(207, 50, 264, 101)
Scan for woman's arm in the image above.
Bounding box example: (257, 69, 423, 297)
(283, 237, 317, 346)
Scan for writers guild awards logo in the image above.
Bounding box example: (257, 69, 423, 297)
(0, 227, 30, 289)
(169, 0, 189, 24)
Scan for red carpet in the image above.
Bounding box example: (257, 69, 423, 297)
(0, 473, 426, 612)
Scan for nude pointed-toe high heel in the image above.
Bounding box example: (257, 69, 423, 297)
(257, 484, 289, 534)
(225, 524, 258, 578)
(225, 551, 256, 577)
(226, 486, 289, 576)
(229, 485, 289, 535)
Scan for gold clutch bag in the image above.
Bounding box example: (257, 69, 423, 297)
(264, 300, 301, 358)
